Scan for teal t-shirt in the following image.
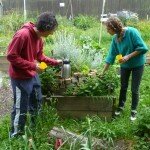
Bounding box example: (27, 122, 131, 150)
(105, 27, 148, 68)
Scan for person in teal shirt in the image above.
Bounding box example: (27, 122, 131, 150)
(102, 17, 148, 121)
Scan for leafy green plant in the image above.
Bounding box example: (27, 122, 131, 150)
(22, 126, 37, 150)
(0, 11, 24, 34)
(79, 36, 101, 50)
(80, 65, 90, 75)
(134, 107, 150, 137)
(73, 15, 98, 30)
(134, 136, 150, 150)
(56, 15, 73, 27)
(0, 12, 150, 150)
(53, 31, 103, 73)
(65, 67, 119, 96)
(39, 67, 59, 97)
(80, 118, 92, 150)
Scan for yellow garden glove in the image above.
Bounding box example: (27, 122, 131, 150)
(39, 62, 47, 70)
(116, 54, 123, 61)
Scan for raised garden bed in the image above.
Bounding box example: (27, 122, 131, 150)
(50, 95, 116, 121)
(41, 68, 118, 121)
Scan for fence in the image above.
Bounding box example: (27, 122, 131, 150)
(1, 0, 150, 19)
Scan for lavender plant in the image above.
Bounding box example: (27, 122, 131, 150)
(53, 31, 102, 73)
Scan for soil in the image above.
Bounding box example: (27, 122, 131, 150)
(0, 78, 13, 119)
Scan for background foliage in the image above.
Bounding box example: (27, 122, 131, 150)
(0, 12, 150, 149)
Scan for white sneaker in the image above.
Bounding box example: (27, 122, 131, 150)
(130, 110, 137, 121)
(115, 107, 124, 116)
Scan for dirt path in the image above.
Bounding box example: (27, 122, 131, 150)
(0, 78, 13, 119)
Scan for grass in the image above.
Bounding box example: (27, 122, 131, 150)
(0, 70, 150, 149)
(0, 12, 150, 149)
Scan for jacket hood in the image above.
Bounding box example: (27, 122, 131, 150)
(21, 22, 38, 37)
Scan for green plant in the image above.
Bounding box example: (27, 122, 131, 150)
(80, 65, 90, 75)
(56, 15, 73, 27)
(39, 67, 59, 97)
(65, 67, 119, 96)
(134, 107, 150, 137)
(22, 126, 37, 150)
(80, 118, 92, 150)
(0, 13, 150, 150)
(53, 31, 78, 60)
(73, 15, 98, 30)
(0, 11, 24, 34)
(79, 36, 101, 51)
(53, 31, 103, 73)
(134, 136, 150, 150)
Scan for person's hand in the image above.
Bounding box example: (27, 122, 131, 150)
(56, 59, 63, 65)
(119, 55, 130, 63)
(36, 63, 45, 73)
(97, 63, 110, 78)
(97, 72, 104, 78)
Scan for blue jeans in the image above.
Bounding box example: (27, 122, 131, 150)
(118, 65, 144, 110)
(10, 74, 42, 136)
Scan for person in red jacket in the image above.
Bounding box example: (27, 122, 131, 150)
(7, 12, 62, 138)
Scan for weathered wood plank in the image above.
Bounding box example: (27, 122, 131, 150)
(50, 96, 116, 120)
(49, 127, 132, 150)
(53, 96, 115, 111)
(49, 127, 107, 149)
(58, 110, 112, 119)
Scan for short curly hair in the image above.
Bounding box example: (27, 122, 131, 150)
(35, 12, 58, 32)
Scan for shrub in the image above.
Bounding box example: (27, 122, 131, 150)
(134, 107, 150, 137)
(0, 12, 24, 34)
(65, 67, 119, 96)
(73, 15, 98, 30)
(53, 31, 103, 73)
(39, 67, 59, 97)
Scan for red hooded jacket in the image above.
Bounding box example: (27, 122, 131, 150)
(7, 22, 58, 79)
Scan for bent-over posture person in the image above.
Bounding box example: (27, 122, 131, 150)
(102, 17, 148, 121)
(7, 12, 62, 137)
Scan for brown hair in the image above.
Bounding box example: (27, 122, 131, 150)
(35, 12, 58, 32)
(105, 17, 124, 42)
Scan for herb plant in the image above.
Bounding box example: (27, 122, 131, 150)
(65, 67, 119, 96)
(53, 31, 103, 73)
(39, 67, 59, 97)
